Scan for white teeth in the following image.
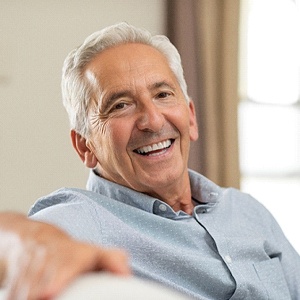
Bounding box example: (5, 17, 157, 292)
(136, 139, 172, 154)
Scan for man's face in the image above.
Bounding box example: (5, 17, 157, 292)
(82, 43, 198, 196)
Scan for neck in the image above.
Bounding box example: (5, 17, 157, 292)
(147, 172, 194, 215)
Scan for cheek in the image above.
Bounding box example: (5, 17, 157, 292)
(104, 120, 132, 154)
(169, 105, 191, 134)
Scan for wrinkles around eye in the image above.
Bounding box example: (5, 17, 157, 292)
(89, 103, 128, 127)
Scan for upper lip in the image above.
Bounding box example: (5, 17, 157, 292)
(134, 139, 173, 154)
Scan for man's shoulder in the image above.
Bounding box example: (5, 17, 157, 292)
(219, 186, 278, 230)
(27, 187, 117, 243)
(28, 187, 109, 216)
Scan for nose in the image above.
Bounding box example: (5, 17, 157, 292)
(135, 101, 165, 132)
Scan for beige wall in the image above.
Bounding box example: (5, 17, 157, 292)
(0, 1, 165, 213)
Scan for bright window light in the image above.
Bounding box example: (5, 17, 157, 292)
(246, 0, 300, 105)
(239, 102, 300, 175)
(239, 0, 300, 254)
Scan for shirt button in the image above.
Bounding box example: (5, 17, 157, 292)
(209, 192, 219, 197)
(224, 255, 232, 264)
(159, 204, 167, 212)
(196, 207, 207, 214)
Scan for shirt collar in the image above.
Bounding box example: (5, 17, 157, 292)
(86, 169, 222, 218)
(188, 169, 222, 205)
(86, 170, 156, 213)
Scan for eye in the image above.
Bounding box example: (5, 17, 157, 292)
(114, 102, 127, 110)
(157, 92, 171, 99)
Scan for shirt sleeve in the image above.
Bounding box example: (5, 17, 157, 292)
(28, 188, 104, 244)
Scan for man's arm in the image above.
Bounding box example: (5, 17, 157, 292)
(0, 212, 130, 300)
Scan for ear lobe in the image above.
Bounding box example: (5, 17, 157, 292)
(188, 100, 199, 141)
(71, 130, 98, 168)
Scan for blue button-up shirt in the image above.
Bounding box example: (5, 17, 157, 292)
(29, 170, 300, 299)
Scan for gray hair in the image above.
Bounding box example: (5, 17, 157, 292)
(61, 22, 189, 138)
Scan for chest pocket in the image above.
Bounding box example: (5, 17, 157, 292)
(253, 257, 291, 300)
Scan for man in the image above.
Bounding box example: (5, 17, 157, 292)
(1, 23, 300, 299)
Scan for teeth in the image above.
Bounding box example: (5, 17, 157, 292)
(136, 139, 172, 154)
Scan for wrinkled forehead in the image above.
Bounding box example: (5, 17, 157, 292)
(84, 43, 180, 95)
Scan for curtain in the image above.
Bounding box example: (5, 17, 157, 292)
(167, 0, 240, 188)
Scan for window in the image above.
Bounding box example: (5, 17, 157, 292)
(239, 0, 300, 252)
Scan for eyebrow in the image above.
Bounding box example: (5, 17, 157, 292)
(108, 91, 131, 102)
(150, 81, 176, 92)
(100, 91, 131, 111)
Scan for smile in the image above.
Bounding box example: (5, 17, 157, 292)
(134, 139, 173, 156)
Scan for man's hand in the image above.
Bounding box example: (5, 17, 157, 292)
(0, 212, 130, 300)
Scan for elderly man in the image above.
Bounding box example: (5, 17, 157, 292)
(1, 23, 300, 299)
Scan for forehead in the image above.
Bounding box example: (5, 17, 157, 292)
(85, 43, 177, 89)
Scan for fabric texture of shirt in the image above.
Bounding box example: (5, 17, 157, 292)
(28, 170, 300, 299)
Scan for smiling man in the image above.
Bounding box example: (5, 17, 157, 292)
(13, 23, 299, 299)
(72, 42, 198, 214)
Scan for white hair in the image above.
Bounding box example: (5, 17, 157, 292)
(61, 22, 189, 138)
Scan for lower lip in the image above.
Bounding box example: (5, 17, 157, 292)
(147, 148, 169, 157)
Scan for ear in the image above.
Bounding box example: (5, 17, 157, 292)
(188, 100, 199, 142)
(71, 130, 98, 168)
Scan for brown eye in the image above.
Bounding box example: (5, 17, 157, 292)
(157, 92, 170, 98)
(114, 102, 126, 110)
